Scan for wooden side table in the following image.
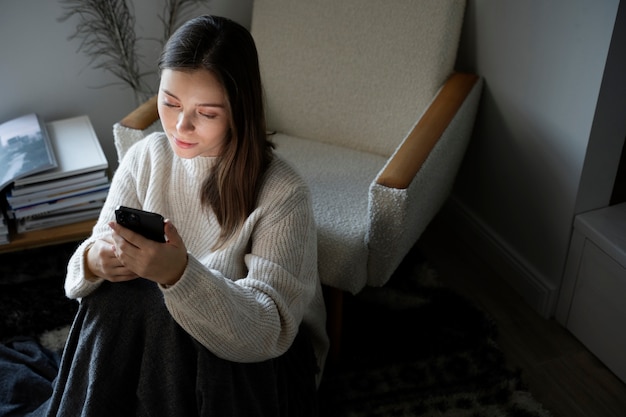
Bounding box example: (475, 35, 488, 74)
(0, 219, 95, 254)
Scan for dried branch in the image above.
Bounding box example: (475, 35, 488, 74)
(58, 0, 151, 104)
(159, 0, 211, 44)
(58, 0, 211, 105)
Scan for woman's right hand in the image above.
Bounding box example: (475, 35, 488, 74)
(85, 236, 139, 282)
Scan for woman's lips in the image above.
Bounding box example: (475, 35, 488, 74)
(174, 137, 196, 149)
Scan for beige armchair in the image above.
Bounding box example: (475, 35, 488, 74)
(113, 0, 482, 363)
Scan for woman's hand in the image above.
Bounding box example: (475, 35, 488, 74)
(107, 219, 188, 286)
(85, 235, 139, 282)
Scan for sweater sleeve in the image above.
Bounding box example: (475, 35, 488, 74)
(64, 141, 147, 299)
(161, 180, 319, 363)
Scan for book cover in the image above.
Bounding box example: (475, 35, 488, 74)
(0, 113, 57, 191)
(13, 115, 108, 186)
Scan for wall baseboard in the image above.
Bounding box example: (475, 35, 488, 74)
(442, 197, 558, 318)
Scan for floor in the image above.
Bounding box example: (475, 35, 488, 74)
(416, 211, 626, 417)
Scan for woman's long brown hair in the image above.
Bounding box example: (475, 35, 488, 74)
(159, 15, 273, 248)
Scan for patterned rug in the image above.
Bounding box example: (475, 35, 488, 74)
(0, 244, 552, 416)
(318, 261, 552, 417)
(0, 242, 79, 346)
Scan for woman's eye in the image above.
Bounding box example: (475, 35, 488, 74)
(200, 113, 217, 119)
(162, 101, 179, 108)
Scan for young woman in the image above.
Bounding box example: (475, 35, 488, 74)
(37, 15, 328, 416)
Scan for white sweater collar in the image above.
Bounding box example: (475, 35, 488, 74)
(180, 155, 218, 177)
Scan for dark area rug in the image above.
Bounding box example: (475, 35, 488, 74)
(0, 242, 79, 343)
(0, 243, 551, 416)
(318, 259, 552, 417)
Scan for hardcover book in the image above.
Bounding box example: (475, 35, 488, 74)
(13, 115, 108, 186)
(0, 113, 57, 191)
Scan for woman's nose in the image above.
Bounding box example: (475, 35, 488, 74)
(176, 112, 194, 133)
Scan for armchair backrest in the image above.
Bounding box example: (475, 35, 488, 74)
(251, 0, 466, 157)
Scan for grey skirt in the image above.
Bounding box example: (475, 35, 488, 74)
(34, 278, 319, 417)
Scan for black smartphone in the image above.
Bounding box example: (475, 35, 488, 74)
(114, 206, 166, 243)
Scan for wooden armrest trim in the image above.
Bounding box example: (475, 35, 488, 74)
(376, 72, 479, 189)
(119, 95, 160, 130)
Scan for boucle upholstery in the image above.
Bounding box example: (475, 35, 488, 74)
(113, 122, 161, 164)
(251, 0, 466, 157)
(367, 80, 482, 286)
(271, 135, 387, 293)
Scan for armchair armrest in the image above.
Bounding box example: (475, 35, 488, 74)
(376, 72, 479, 189)
(119, 96, 159, 130)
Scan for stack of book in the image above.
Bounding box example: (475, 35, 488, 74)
(0, 114, 109, 240)
(0, 215, 8, 244)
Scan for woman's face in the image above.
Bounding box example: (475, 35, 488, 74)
(158, 69, 230, 158)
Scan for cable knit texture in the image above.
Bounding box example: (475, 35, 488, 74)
(65, 133, 329, 379)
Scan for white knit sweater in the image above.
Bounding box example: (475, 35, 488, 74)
(65, 133, 329, 378)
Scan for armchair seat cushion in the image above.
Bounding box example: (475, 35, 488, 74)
(272, 133, 387, 293)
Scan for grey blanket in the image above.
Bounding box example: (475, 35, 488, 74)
(0, 338, 59, 417)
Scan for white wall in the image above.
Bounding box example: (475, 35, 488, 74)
(0, 0, 253, 170)
(453, 0, 623, 316)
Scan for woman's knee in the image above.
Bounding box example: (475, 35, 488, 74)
(83, 279, 164, 319)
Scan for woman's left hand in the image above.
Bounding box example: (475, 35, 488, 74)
(108, 219, 188, 286)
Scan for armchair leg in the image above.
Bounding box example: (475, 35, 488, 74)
(323, 286, 344, 368)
